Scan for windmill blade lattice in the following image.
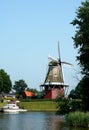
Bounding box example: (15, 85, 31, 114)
(61, 61, 73, 66)
(58, 41, 61, 65)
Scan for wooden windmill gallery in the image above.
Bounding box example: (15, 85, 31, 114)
(40, 42, 72, 99)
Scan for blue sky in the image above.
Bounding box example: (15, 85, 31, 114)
(0, 0, 85, 92)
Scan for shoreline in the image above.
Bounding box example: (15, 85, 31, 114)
(0, 100, 57, 112)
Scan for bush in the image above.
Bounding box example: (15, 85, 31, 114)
(66, 111, 89, 128)
(56, 95, 83, 115)
(56, 96, 70, 114)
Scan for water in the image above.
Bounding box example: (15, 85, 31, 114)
(0, 112, 88, 130)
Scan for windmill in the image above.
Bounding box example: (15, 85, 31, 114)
(40, 42, 72, 99)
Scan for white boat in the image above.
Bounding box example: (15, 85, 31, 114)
(2, 101, 27, 113)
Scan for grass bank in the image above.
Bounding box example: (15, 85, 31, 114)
(19, 100, 57, 111)
(0, 102, 6, 109)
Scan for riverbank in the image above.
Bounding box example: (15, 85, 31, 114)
(0, 100, 57, 112)
(19, 100, 57, 111)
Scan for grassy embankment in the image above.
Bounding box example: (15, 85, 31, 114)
(0, 102, 4, 108)
(19, 100, 57, 111)
(0, 100, 57, 112)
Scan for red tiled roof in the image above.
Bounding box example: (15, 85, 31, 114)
(24, 91, 34, 97)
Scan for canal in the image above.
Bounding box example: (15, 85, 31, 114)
(0, 112, 88, 130)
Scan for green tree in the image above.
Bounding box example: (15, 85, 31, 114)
(71, 1, 89, 76)
(13, 79, 28, 95)
(71, 1, 89, 111)
(0, 69, 12, 93)
(27, 88, 38, 93)
(78, 76, 89, 111)
(69, 81, 83, 99)
(0, 72, 3, 92)
(68, 89, 76, 99)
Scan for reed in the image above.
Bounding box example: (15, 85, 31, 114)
(66, 111, 89, 128)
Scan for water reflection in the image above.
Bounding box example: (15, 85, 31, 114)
(0, 112, 88, 130)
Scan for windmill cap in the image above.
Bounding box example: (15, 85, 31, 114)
(49, 61, 59, 66)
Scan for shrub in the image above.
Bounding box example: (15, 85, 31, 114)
(66, 111, 89, 128)
(55, 96, 70, 114)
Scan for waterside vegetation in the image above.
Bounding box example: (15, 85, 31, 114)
(65, 1, 89, 128)
(66, 111, 89, 128)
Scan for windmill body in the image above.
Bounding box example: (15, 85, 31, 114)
(40, 43, 72, 99)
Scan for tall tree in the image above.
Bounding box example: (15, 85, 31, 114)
(71, 1, 89, 111)
(0, 72, 3, 92)
(71, 1, 89, 76)
(0, 69, 12, 93)
(13, 79, 28, 95)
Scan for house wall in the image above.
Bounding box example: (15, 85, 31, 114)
(44, 89, 52, 99)
(44, 87, 64, 99)
(52, 89, 59, 99)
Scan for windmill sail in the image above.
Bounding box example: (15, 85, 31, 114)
(57, 41, 64, 83)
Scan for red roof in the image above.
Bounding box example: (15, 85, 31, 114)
(24, 91, 34, 97)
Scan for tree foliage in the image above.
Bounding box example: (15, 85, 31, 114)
(70, 1, 89, 111)
(27, 88, 38, 94)
(71, 1, 89, 76)
(13, 79, 28, 95)
(56, 95, 70, 114)
(56, 1, 89, 113)
(69, 81, 83, 99)
(79, 76, 89, 111)
(0, 69, 12, 93)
